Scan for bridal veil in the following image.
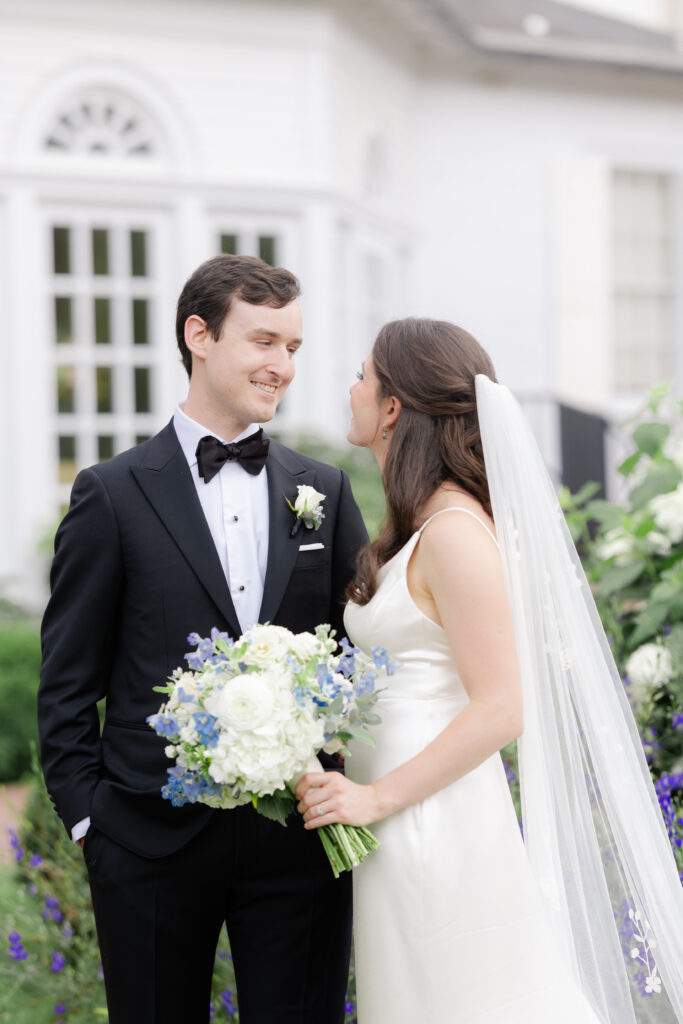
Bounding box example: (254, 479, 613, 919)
(475, 374, 683, 1022)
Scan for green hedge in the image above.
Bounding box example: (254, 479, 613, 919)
(0, 623, 41, 782)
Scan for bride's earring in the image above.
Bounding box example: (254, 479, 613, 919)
(382, 425, 388, 441)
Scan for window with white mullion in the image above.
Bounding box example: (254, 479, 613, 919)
(613, 169, 676, 392)
(49, 214, 159, 491)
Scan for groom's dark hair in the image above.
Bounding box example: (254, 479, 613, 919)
(176, 254, 301, 377)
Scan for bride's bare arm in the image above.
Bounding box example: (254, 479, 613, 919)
(295, 514, 523, 828)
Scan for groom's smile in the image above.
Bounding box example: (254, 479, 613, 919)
(184, 296, 303, 440)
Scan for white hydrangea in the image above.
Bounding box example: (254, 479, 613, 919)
(625, 643, 674, 703)
(650, 483, 683, 545)
(203, 665, 325, 795)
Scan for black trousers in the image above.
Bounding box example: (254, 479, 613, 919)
(85, 805, 352, 1024)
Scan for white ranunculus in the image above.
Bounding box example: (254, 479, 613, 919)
(295, 485, 325, 513)
(205, 673, 277, 731)
(625, 643, 673, 703)
(650, 484, 683, 545)
(596, 528, 635, 566)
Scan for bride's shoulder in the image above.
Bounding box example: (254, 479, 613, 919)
(417, 495, 496, 546)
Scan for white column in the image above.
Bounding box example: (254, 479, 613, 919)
(5, 187, 53, 609)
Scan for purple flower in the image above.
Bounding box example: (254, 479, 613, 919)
(8, 828, 25, 862)
(673, 713, 683, 732)
(220, 988, 238, 1015)
(50, 951, 67, 973)
(7, 932, 28, 961)
(54, 1003, 66, 1015)
(345, 997, 355, 1013)
(62, 925, 74, 939)
(29, 853, 43, 868)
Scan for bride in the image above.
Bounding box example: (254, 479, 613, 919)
(295, 318, 683, 1023)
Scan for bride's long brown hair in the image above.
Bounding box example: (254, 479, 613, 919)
(348, 318, 497, 605)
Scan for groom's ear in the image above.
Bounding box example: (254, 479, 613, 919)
(184, 315, 210, 364)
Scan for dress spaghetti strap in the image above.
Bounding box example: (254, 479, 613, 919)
(417, 506, 499, 548)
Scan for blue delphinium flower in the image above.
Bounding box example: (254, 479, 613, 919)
(54, 1003, 66, 1015)
(339, 637, 360, 676)
(192, 711, 220, 748)
(371, 646, 401, 676)
(50, 951, 67, 973)
(354, 670, 376, 696)
(29, 853, 43, 867)
(146, 712, 180, 740)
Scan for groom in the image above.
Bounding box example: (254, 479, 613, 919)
(38, 254, 368, 1023)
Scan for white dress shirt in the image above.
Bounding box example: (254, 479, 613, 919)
(72, 407, 270, 843)
(173, 404, 269, 633)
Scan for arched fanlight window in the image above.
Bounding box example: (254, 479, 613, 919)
(43, 90, 161, 158)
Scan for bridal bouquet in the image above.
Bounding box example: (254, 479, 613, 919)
(148, 623, 396, 877)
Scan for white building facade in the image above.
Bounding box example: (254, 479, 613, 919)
(2, 0, 683, 607)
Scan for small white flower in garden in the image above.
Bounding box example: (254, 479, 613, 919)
(647, 531, 672, 557)
(625, 643, 673, 703)
(596, 528, 635, 565)
(650, 483, 683, 545)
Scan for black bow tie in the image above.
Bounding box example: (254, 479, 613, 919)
(195, 429, 270, 483)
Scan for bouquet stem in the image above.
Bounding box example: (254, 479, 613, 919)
(317, 823, 380, 879)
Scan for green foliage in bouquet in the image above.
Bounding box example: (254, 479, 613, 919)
(560, 385, 683, 877)
(1, 769, 359, 1022)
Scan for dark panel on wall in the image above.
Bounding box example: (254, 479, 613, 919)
(559, 403, 607, 499)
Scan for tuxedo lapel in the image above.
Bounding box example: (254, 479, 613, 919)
(130, 423, 241, 638)
(259, 443, 317, 625)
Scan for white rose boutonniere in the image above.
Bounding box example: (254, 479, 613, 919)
(286, 484, 326, 535)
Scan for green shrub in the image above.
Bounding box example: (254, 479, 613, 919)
(2, 771, 358, 1022)
(0, 623, 41, 782)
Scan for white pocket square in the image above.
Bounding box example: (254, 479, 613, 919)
(299, 542, 324, 551)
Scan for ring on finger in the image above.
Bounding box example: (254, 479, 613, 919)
(316, 804, 325, 817)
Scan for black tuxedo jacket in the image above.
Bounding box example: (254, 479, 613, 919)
(38, 421, 368, 858)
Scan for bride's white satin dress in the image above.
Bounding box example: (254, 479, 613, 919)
(344, 508, 601, 1024)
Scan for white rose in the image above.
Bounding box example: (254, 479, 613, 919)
(650, 484, 683, 545)
(286, 631, 323, 665)
(205, 673, 276, 731)
(241, 625, 293, 668)
(596, 529, 635, 566)
(295, 485, 325, 513)
(625, 643, 673, 703)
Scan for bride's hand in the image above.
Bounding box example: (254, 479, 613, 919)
(295, 771, 382, 829)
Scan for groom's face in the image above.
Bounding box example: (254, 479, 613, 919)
(204, 297, 302, 433)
